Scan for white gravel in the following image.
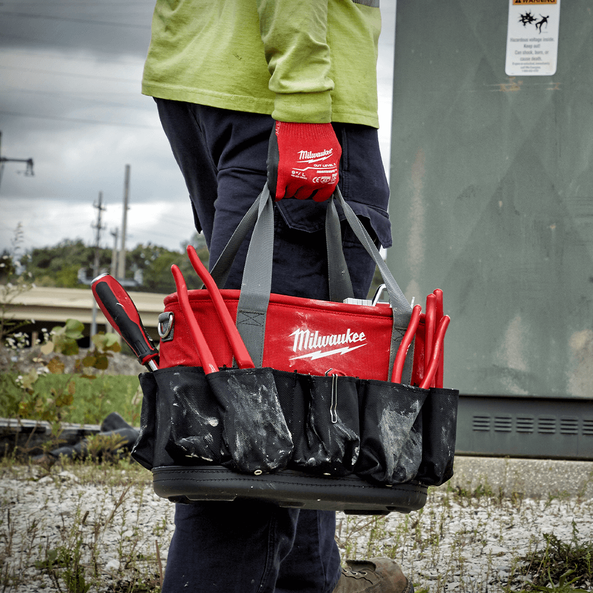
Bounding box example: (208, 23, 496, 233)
(1, 462, 592, 592)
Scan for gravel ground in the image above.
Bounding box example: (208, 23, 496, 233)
(1, 461, 592, 592)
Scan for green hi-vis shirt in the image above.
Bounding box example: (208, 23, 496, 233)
(142, 0, 382, 128)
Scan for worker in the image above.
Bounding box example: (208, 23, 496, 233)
(142, 1, 413, 591)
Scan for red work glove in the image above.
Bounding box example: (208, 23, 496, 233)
(267, 121, 342, 202)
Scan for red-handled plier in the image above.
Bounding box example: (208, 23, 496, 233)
(171, 264, 218, 374)
(186, 246, 255, 369)
(391, 304, 422, 384)
(419, 315, 450, 389)
(433, 289, 445, 388)
(424, 294, 437, 383)
(391, 289, 450, 387)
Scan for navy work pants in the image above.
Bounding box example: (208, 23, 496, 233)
(155, 99, 390, 593)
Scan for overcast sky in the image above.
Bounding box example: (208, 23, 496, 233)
(0, 0, 397, 256)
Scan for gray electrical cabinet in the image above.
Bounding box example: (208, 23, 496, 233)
(388, 0, 593, 400)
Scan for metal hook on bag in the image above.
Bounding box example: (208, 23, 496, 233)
(325, 368, 345, 424)
(371, 284, 387, 306)
(157, 311, 174, 341)
(330, 374, 338, 424)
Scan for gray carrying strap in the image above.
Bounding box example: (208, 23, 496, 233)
(210, 184, 413, 377)
(333, 189, 411, 325)
(210, 186, 354, 302)
(333, 189, 414, 381)
(209, 195, 262, 290)
(326, 198, 355, 302)
(209, 185, 355, 366)
(235, 186, 274, 367)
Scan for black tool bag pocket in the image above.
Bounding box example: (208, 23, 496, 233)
(206, 367, 293, 474)
(355, 381, 427, 485)
(133, 366, 294, 474)
(131, 366, 458, 489)
(415, 387, 459, 486)
(278, 372, 360, 477)
(130, 372, 158, 470)
(152, 367, 230, 467)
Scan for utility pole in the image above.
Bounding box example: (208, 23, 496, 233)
(110, 228, 119, 278)
(117, 164, 130, 282)
(0, 131, 34, 192)
(90, 192, 106, 338)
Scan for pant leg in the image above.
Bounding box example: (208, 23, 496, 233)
(162, 503, 341, 593)
(162, 501, 300, 593)
(275, 510, 342, 593)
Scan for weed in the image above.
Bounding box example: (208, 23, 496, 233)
(36, 538, 91, 593)
(511, 568, 590, 592)
(1, 314, 138, 435)
(85, 432, 131, 463)
(511, 520, 593, 591)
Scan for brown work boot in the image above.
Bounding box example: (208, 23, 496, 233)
(332, 558, 413, 593)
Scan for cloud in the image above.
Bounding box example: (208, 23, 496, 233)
(1, 0, 396, 254)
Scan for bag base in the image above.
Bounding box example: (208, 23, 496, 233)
(152, 464, 428, 515)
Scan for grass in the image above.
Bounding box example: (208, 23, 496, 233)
(335, 482, 593, 593)
(1, 455, 591, 593)
(0, 373, 143, 427)
(511, 522, 593, 592)
(0, 458, 171, 593)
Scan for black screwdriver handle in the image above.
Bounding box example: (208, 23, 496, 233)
(91, 274, 159, 371)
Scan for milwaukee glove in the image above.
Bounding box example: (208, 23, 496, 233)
(267, 121, 342, 202)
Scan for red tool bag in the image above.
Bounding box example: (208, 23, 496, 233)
(160, 292, 402, 380)
(131, 186, 458, 514)
(158, 189, 445, 386)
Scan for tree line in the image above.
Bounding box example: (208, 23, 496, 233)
(1, 235, 209, 294)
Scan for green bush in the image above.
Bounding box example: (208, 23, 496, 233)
(1, 316, 144, 428)
(0, 373, 142, 426)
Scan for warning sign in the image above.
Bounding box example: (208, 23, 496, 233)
(505, 0, 560, 76)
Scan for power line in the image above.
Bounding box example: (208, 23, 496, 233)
(0, 64, 140, 83)
(0, 131, 34, 192)
(0, 110, 159, 129)
(0, 45, 146, 67)
(2, 89, 145, 112)
(0, 11, 151, 29)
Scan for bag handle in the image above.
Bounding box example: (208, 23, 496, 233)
(210, 184, 413, 380)
(209, 185, 354, 302)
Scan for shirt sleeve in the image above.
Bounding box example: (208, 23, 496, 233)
(256, 0, 334, 123)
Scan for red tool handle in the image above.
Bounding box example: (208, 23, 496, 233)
(424, 294, 437, 388)
(391, 304, 422, 384)
(171, 265, 218, 374)
(419, 315, 450, 389)
(186, 245, 255, 369)
(433, 289, 445, 388)
(91, 274, 159, 371)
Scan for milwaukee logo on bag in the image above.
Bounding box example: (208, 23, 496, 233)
(158, 290, 397, 381)
(289, 327, 367, 361)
